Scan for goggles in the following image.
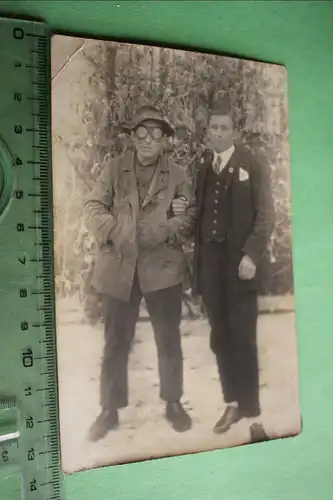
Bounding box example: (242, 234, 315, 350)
(135, 125, 164, 141)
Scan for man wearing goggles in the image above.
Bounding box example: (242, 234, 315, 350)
(85, 105, 195, 441)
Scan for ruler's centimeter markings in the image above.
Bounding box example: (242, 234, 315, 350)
(0, 18, 62, 500)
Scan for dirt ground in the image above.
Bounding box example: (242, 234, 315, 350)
(56, 297, 301, 474)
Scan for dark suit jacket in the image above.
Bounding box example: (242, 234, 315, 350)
(192, 143, 273, 295)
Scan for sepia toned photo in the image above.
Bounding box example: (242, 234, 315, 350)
(51, 34, 301, 474)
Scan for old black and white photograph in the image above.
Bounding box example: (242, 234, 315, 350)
(51, 34, 301, 474)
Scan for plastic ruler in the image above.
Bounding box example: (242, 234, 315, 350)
(0, 17, 63, 500)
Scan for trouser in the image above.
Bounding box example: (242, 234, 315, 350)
(100, 272, 183, 411)
(200, 240, 260, 417)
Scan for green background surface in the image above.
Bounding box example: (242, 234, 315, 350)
(1, 1, 333, 499)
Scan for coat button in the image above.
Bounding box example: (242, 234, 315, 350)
(215, 190, 219, 194)
(214, 199, 218, 204)
(213, 220, 217, 224)
(214, 209, 218, 214)
(229, 167, 234, 173)
(212, 230, 217, 235)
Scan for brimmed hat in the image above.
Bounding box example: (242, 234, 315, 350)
(122, 105, 174, 136)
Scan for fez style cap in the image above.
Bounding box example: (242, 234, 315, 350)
(209, 95, 232, 117)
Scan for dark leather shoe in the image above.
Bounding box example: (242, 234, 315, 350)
(88, 409, 119, 442)
(250, 423, 268, 443)
(214, 405, 240, 434)
(166, 401, 192, 432)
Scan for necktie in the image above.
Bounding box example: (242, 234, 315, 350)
(213, 155, 222, 174)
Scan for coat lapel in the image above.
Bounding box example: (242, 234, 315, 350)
(223, 146, 240, 192)
(120, 150, 139, 214)
(141, 154, 169, 209)
(196, 149, 213, 209)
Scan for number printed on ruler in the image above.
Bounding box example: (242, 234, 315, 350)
(0, 17, 63, 500)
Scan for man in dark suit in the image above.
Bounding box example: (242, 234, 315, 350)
(173, 98, 273, 441)
(85, 106, 195, 441)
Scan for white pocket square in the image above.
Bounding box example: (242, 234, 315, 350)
(239, 167, 249, 181)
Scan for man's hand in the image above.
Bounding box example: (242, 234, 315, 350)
(238, 255, 256, 280)
(172, 196, 188, 216)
